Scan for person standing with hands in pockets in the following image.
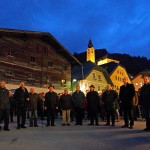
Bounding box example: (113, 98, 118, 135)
(72, 85, 85, 125)
(119, 77, 135, 129)
(14, 81, 29, 129)
(87, 85, 100, 126)
(45, 85, 58, 127)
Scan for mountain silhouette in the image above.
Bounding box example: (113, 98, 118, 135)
(74, 49, 150, 76)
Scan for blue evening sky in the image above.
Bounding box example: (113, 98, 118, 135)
(0, 0, 150, 58)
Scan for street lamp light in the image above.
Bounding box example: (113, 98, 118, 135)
(72, 79, 77, 82)
(72, 78, 77, 92)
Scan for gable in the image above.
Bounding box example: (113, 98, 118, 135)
(86, 69, 107, 84)
(111, 65, 131, 83)
(0, 28, 81, 66)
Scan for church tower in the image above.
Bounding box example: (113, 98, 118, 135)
(86, 39, 95, 63)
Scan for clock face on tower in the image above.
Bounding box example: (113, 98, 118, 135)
(88, 48, 95, 54)
(87, 47, 95, 63)
(88, 48, 93, 51)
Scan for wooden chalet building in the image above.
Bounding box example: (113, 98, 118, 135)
(0, 28, 81, 92)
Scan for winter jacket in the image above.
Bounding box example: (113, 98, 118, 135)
(13, 87, 29, 108)
(140, 83, 150, 108)
(86, 91, 100, 113)
(0, 87, 10, 110)
(60, 94, 73, 110)
(102, 90, 118, 111)
(28, 92, 39, 111)
(119, 83, 135, 109)
(72, 91, 85, 109)
(45, 91, 58, 110)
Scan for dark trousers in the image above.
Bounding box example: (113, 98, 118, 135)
(17, 106, 26, 127)
(133, 105, 138, 120)
(75, 108, 83, 125)
(70, 109, 75, 121)
(10, 105, 15, 121)
(0, 109, 10, 129)
(123, 108, 134, 127)
(47, 109, 55, 125)
(89, 110, 98, 124)
(144, 107, 150, 129)
(106, 109, 115, 125)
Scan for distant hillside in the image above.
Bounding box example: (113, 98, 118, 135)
(108, 53, 150, 76)
(74, 50, 150, 76)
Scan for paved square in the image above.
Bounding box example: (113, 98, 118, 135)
(0, 118, 150, 150)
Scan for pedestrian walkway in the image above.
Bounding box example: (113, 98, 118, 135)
(0, 118, 150, 150)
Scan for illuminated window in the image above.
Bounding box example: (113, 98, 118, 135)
(93, 73, 96, 79)
(98, 75, 101, 80)
(115, 76, 117, 80)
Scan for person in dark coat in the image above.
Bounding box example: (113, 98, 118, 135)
(72, 85, 85, 125)
(119, 77, 135, 129)
(38, 92, 45, 120)
(28, 88, 39, 127)
(13, 81, 29, 129)
(9, 91, 16, 122)
(87, 85, 100, 126)
(102, 84, 118, 126)
(0, 81, 10, 131)
(45, 85, 58, 126)
(60, 89, 73, 126)
(139, 75, 150, 132)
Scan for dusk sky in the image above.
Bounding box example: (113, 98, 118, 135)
(0, 0, 150, 58)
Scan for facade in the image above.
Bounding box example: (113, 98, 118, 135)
(72, 61, 113, 94)
(86, 40, 95, 63)
(132, 70, 150, 91)
(97, 58, 119, 65)
(0, 28, 81, 92)
(101, 62, 131, 92)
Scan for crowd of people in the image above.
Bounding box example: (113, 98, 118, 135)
(0, 75, 150, 132)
